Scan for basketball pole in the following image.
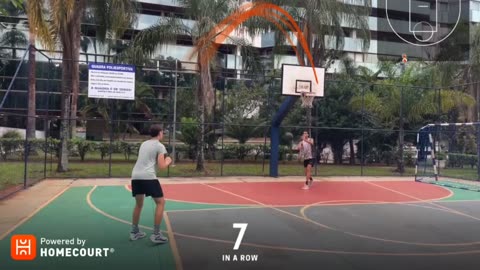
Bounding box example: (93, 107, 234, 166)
(270, 96, 297, 177)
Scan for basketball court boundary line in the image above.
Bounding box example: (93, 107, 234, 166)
(86, 186, 153, 231)
(166, 206, 265, 213)
(164, 212, 183, 270)
(85, 188, 480, 256)
(299, 200, 480, 247)
(200, 183, 331, 229)
(123, 184, 259, 206)
(0, 184, 71, 241)
(202, 183, 480, 247)
(366, 181, 480, 222)
(124, 182, 462, 207)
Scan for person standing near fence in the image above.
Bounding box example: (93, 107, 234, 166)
(298, 131, 315, 190)
(129, 124, 172, 244)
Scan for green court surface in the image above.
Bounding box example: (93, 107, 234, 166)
(1, 181, 480, 270)
(0, 185, 246, 270)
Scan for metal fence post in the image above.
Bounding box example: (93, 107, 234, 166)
(172, 59, 178, 167)
(108, 100, 114, 178)
(44, 59, 52, 179)
(360, 84, 366, 176)
(221, 78, 226, 177)
(477, 124, 480, 181)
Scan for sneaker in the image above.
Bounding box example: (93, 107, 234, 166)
(302, 184, 309, 190)
(130, 231, 146, 241)
(150, 232, 168, 244)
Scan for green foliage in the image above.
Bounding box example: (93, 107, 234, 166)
(224, 117, 265, 144)
(223, 82, 266, 118)
(350, 63, 475, 129)
(0, 0, 23, 15)
(71, 139, 95, 162)
(0, 138, 23, 160)
(312, 79, 365, 164)
(455, 126, 477, 155)
(448, 154, 477, 169)
(404, 151, 415, 167)
(119, 141, 140, 160)
(178, 117, 198, 147)
(221, 81, 267, 144)
(1, 130, 22, 139)
(436, 151, 447, 160)
(220, 144, 268, 161)
(97, 142, 111, 161)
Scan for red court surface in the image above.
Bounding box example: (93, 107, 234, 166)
(128, 181, 452, 206)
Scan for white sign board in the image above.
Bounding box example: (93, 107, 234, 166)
(88, 63, 135, 100)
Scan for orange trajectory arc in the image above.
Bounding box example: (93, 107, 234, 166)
(188, 2, 319, 84)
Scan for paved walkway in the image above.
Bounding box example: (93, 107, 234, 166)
(0, 179, 74, 240)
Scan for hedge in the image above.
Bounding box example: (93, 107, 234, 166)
(447, 153, 478, 169)
(0, 138, 293, 162)
(0, 138, 140, 161)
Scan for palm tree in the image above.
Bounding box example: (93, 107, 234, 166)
(350, 63, 476, 173)
(26, 0, 137, 172)
(0, 2, 27, 59)
(431, 23, 480, 123)
(246, 0, 371, 129)
(0, 27, 27, 59)
(26, 18, 35, 140)
(224, 116, 265, 144)
(128, 0, 241, 171)
(460, 25, 480, 122)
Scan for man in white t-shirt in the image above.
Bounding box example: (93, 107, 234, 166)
(129, 124, 172, 244)
(298, 131, 314, 190)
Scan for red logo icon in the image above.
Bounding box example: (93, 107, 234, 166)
(11, 235, 36, 260)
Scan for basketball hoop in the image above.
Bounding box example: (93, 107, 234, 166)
(300, 92, 315, 108)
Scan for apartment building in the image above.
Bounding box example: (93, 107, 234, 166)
(0, 0, 478, 118)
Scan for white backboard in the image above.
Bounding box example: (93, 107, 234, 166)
(281, 64, 325, 97)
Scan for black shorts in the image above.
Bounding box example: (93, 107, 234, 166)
(131, 179, 164, 198)
(303, 159, 314, 168)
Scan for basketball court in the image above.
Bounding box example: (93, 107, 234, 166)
(1, 176, 480, 270)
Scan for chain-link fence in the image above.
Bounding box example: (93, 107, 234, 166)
(1, 49, 479, 198)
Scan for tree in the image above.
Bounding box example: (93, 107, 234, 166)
(129, 0, 256, 171)
(246, 0, 371, 129)
(0, 24, 27, 59)
(26, 0, 137, 172)
(350, 63, 476, 173)
(431, 22, 480, 122)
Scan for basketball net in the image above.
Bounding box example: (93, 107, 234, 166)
(300, 92, 315, 108)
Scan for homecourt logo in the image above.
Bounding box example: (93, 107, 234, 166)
(10, 234, 115, 261)
(11, 234, 37, 261)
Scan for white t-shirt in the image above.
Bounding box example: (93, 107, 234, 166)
(131, 139, 167, 180)
(300, 140, 313, 160)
